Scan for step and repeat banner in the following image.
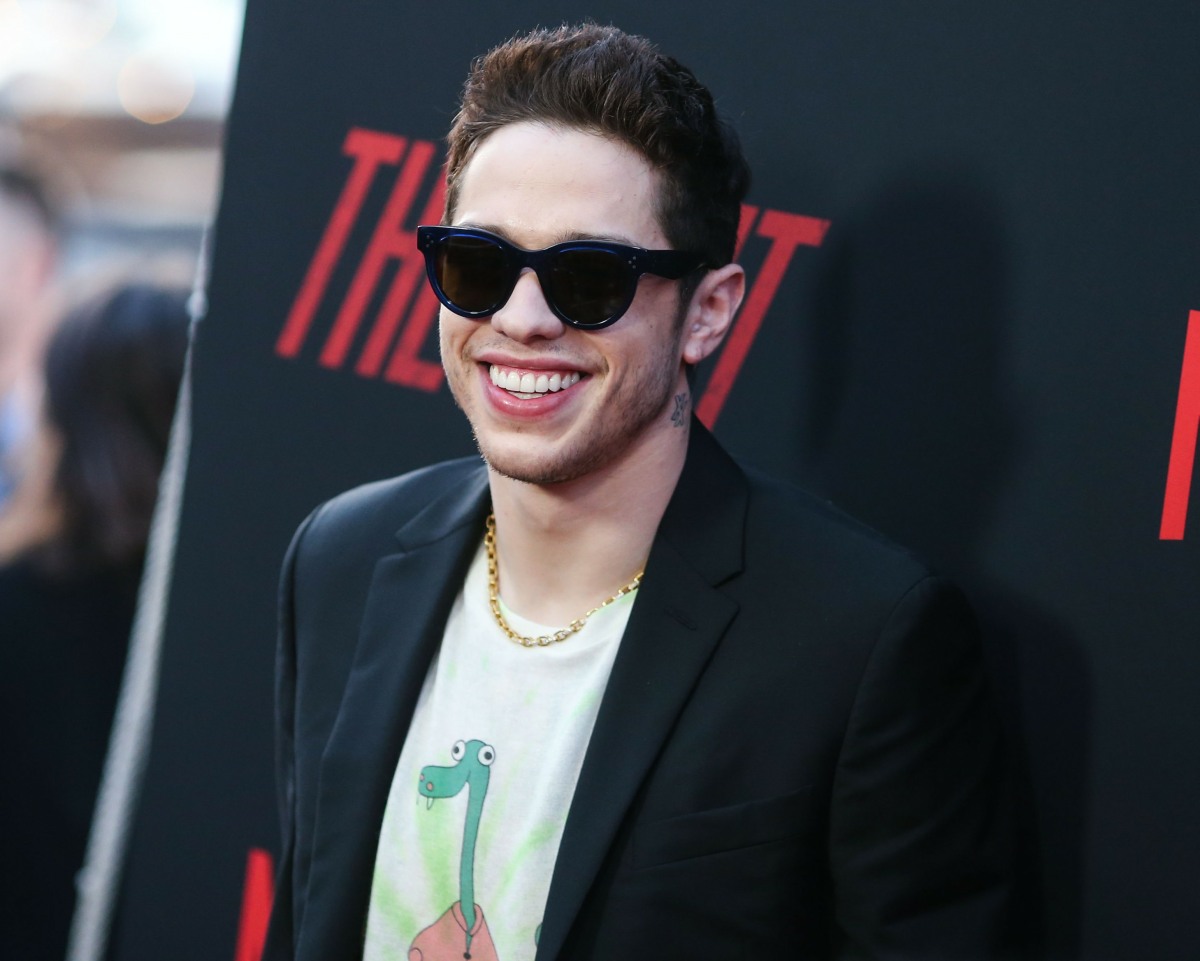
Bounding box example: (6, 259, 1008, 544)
(110, 2, 1199, 959)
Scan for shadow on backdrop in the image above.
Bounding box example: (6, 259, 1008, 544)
(802, 169, 1092, 960)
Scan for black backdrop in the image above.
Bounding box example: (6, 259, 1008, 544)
(111, 2, 1200, 959)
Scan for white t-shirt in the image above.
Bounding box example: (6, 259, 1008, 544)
(363, 541, 636, 961)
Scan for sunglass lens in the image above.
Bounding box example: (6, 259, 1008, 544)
(436, 235, 510, 313)
(545, 248, 631, 327)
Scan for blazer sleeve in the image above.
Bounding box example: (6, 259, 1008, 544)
(830, 575, 1014, 960)
(262, 507, 321, 961)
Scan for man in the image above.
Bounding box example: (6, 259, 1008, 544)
(265, 24, 1012, 960)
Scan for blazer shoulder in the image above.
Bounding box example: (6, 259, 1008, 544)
(741, 464, 935, 595)
(294, 455, 485, 566)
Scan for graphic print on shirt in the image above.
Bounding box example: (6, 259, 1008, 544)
(410, 738, 499, 961)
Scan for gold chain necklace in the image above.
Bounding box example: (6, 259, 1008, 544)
(484, 513, 643, 648)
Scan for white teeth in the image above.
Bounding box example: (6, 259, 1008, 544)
(489, 366, 581, 395)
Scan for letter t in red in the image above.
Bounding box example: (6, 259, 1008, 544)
(276, 129, 407, 358)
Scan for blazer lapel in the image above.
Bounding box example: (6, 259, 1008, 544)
(299, 467, 490, 956)
(536, 422, 748, 961)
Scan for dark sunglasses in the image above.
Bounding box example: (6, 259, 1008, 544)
(416, 225, 706, 330)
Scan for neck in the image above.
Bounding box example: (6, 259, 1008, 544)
(487, 414, 689, 626)
(460, 780, 485, 930)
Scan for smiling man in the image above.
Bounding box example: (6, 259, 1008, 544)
(265, 24, 1013, 961)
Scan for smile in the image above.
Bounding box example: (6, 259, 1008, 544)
(489, 364, 583, 399)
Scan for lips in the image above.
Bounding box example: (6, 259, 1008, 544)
(489, 364, 583, 398)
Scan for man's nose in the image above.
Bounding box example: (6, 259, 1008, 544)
(489, 269, 565, 342)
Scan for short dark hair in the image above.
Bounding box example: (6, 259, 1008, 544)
(445, 23, 750, 270)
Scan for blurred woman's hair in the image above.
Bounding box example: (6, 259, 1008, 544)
(0, 283, 190, 574)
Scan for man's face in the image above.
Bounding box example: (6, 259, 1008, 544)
(439, 121, 692, 487)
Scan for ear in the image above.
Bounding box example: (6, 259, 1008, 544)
(680, 263, 746, 365)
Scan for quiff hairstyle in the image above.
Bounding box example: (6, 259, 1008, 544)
(444, 23, 750, 270)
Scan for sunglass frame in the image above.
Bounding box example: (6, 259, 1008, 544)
(416, 225, 705, 329)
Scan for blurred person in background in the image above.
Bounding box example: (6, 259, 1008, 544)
(0, 282, 190, 961)
(0, 155, 60, 507)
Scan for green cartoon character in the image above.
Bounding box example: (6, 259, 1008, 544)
(409, 739, 499, 961)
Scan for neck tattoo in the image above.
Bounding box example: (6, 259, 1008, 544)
(484, 513, 644, 648)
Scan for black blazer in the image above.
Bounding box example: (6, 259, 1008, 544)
(265, 423, 1012, 960)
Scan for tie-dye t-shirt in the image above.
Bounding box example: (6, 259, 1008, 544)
(363, 541, 635, 961)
